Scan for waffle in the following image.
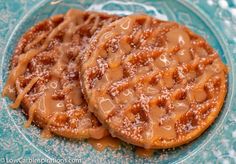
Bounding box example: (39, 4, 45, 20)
(80, 14, 228, 148)
(2, 9, 119, 139)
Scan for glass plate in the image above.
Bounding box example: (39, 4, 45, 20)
(0, 0, 235, 163)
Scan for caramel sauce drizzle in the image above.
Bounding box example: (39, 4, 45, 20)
(88, 136, 154, 158)
(2, 49, 39, 96)
(88, 136, 120, 151)
(135, 147, 154, 158)
(24, 100, 39, 128)
(10, 77, 39, 109)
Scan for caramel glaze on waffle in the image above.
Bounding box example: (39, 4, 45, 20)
(80, 14, 228, 148)
(2, 9, 119, 139)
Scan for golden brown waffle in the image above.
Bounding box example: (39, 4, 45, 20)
(3, 9, 119, 139)
(80, 14, 228, 148)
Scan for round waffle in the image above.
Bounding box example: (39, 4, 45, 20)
(80, 14, 228, 148)
(3, 9, 119, 139)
